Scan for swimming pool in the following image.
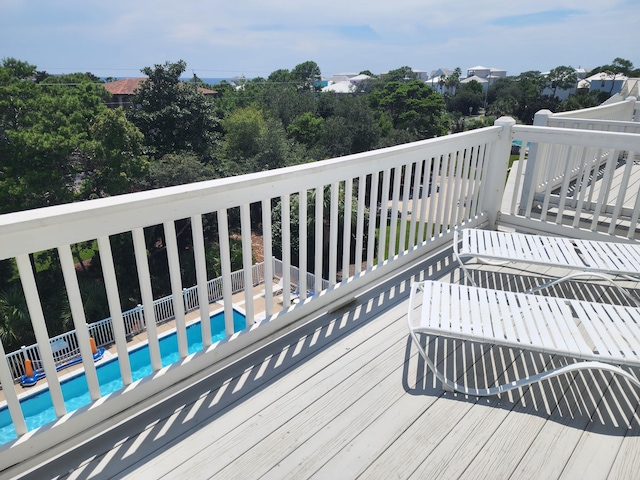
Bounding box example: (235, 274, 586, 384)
(0, 310, 246, 445)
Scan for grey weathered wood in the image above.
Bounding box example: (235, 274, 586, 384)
(11, 256, 640, 480)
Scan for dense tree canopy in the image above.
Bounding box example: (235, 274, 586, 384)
(1, 54, 635, 350)
(128, 60, 220, 162)
(0, 58, 147, 213)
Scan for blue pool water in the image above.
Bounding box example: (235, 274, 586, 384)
(0, 310, 245, 445)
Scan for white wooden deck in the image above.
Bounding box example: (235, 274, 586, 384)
(10, 249, 640, 480)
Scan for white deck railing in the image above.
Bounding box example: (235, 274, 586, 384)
(522, 97, 640, 193)
(4, 259, 323, 381)
(505, 131, 640, 239)
(1, 103, 640, 468)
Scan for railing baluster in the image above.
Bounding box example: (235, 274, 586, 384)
(398, 165, 410, 255)
(419, 157, 433, 242)
(282, 194, 292, 305)
(164, 220, 188, 359)
(314, 186, 323, 295)
(329, 182, 339, 286)
(15, 255, 64, 418)
(388, 167, 401, 257)
(298, 191, 307, 299)
(378, 169, 390, 264)
(0, 337, 26, 435)
(366, 173, 378, 269)
(191, 214, 212, 348)
(58, 245, 101, 401)
(441, 153, 454, 232)
(97, 236, 132, 386)
(355, 175, 366, 273)
(217, 210, 234, 337)
(342, 178, 353, 280)
(132, 228, 162, 371)
(408, 161, 420, 249)
(262, 199, 274, 317)
(240, 203, 254, 325)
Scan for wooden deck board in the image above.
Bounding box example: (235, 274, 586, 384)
(10, 252, 640, 480)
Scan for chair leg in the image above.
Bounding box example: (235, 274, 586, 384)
(525, 271, 640, 307)
(408, 332, 640, 397)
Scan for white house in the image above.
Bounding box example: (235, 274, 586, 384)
(585, 72, 628, 97)
(460, 74, 489, 92)
(466, 65, 507, 89)
(467, 65, 508, 78)
(426, 68, 455, 93)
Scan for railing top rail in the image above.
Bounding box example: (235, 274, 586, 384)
(549, 97, 636, 120)
(0, 126, 501, 261)
(512, 124, 640, 151)
(546, 117, 640, 129)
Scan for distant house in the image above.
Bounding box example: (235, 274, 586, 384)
(322, 81, 355, 94)
(322, 73, 372, 94)
(460, 75, 489, 91)
(540, 67, 589, 100)
(584, 72, 628, 97)
(102, 78, 217, 108)
(412, 70, 429, 81)
(378, 68, 428, 82)
(328, 73, 359, 83)
(465, 66, 506, 91)
(426, 68, 455, 93)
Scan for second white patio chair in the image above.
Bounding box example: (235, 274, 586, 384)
(408, 280, 640, 396)
(454, 228, 640, 306)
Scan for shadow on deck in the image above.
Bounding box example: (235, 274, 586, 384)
(11, 249, 640, 479)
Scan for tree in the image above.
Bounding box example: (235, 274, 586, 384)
(372, 80, 448, 139)
(268, 69, 292, 84)
(271, 185, 371, 278)
(0, 66, 111, 212)
(445, 67, 462, 94)
(259, 81, 315, 128)
(128, 60, 220, 161)
(332, 95, 380, 153)
(221, 106, 266, 161)
(290, 61, 322, 91)
(0, 57, 36, 80)
(447, 80, 484, 116)
(141, 153, 218, 189)
(81, 108, 148, 198)
(288, 112, 324, 148)
(589, 58, 637, 95)
(547, 65, 577, 98)
(0, 285, 32, 350)
(383, 66, 416, 83)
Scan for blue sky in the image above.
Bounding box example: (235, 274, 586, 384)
(1, 0, 638, 79)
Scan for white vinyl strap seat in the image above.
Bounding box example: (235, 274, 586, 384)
(408, 281, 640, 396)
(454, 228, 640, 305)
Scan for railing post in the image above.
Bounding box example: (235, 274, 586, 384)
(518, 109, 552, 215)
(628, 96, 640, 122)
(137, 304, 145, 328)
(484, 116, 516, 229)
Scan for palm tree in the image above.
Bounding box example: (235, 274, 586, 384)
(0, 285, 32, 350)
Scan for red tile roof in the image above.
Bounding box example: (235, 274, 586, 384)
(103, 78, 216, 95)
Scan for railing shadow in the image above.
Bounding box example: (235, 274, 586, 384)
(14, 247, 458, 479)
(403, 334, 640, 437)
(403, 263, 640, 438)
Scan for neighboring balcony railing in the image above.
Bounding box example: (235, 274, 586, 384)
(0, 103, 639, 468)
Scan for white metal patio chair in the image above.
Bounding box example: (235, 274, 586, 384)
(408, 280, 640, 396)
(453, 228, 640, 306)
